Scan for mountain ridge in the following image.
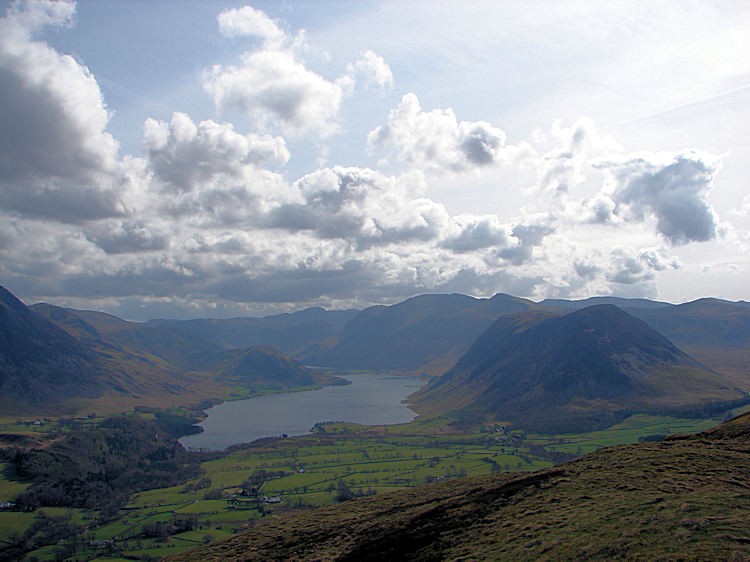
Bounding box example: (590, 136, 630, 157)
(0, 287, 106, 406)
(297, 292, 541, 372)
(413, 304, 743, 431)
(1, 286, 336, 414)
(5, 285, 749, 420)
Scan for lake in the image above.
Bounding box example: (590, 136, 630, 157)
(180, 373, 424, 450)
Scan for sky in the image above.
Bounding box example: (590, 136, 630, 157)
(0, 0, 749, 320)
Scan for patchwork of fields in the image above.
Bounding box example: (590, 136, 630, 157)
(2, 407, 745, 560)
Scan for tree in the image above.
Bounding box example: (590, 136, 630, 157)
(335, 480, 354, 502)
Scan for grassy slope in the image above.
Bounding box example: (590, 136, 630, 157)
(171, 412, 750, 561)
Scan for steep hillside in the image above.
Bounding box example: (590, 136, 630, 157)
(298, 293, 539, 372)
(414, 305, 744, 431)
(630, 298, 750, 390)
(3, 287, 339, 415)
(31, 304, 224, 371)
(171, 412, 750, 561)
(0, 287, 105, 406)
(29, 303, 227, 409)
(542, 297, 750, 391)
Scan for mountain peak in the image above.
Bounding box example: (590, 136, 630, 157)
(0, 285, 28, 313)
(415, 305, 740, 432)
(0, 286, 104, 405)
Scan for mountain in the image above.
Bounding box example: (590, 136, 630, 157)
(540, 295, 673, 311)
(29, 302, 229, 405)
(413, 305, 744, 432)
(2, 286, 336, 414)
(31, 303, 224, 371)
(32, 303, 343, 386)
(170, 411, 750, 561)
(214, 345, 324, 388)
(298, 293, 539, 373)
(148, 307, 359, 356)
(629, 298, 750, 350)
(627, 298, 750, 390)
(0, 287, 105, 405)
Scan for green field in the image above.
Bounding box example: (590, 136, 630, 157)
(2, 407, 741, 560)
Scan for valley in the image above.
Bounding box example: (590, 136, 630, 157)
(3, 2, 749, 559)
(1, 285, 750, 559)
(1, 407, 744, 560)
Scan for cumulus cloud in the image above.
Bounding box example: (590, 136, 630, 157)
(442, 215, 509, 253)
(582, 193, 618, 224)
(205, 6, 392, 138)
(84, 220, 170, 254)
(267, 167, 450, 249)
(605, 247, 678, 285)
(345, 50, 394, 92)
(573, 259, 601, 279)
(217, 5, 287, 48)
(368, 93, 508, 173)
(597, 152, 719, 245)
(530, 118, 620, 198)
(143, 112, 289, 192)
(524, 121, 720, 250)
(204, 50, 345, 137)
(0, 3, 738, 319)
(499, 222, 555, 265)
(0, 0, 125, 222)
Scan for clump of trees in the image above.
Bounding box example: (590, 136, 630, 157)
(143, 516, 198, 542)
(0, 511, 85, 560)
(10, 415, 208, 519)
(328, 480, 377, 502)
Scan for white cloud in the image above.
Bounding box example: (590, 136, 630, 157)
(1, 0, 75, 36)
(204, 49, 345, 137)
(368, 93, 508, 173)
(345, 50, 394, 92)
(143, 112, 289, 192)
(530, 118, 620, 198)
(217, 5, 287, 49)
(499, 222, 555, 265)
(0, 0, 125, 223)
(605, 247, 678, 286)
(597, 152, 719, 245)
(84, 219, 170, 255)
(206, 7, 392, 138)
(267, 167, 451, 249)
(1, 3, 745, 319)
(442, 215, 509, 253)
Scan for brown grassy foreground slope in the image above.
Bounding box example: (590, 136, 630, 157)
(171, 412, 750, 561)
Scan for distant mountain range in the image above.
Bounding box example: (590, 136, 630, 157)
(540, 295, 674, 310)
(2, 285, 749, 426)
(147, 307, 358, 355)
(297, 293, 537, 373)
